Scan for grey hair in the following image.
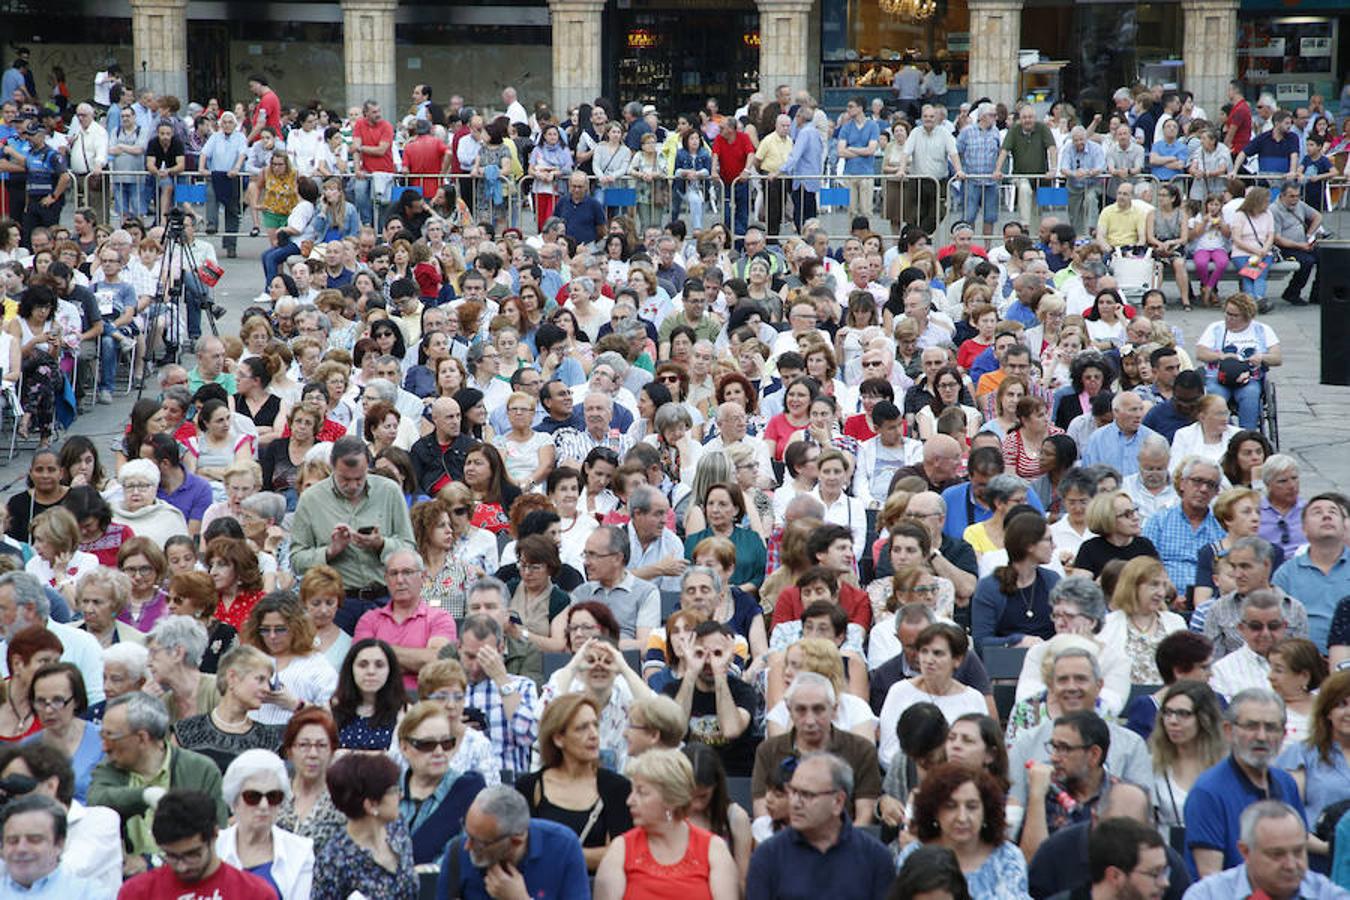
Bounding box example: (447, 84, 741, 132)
(1239, 799, 1302, 847)
(896, 602, 938, 627)
(102, 642, 149, 681)
(784, 494, 826, 520)
(596, 524, 629, 561)
(1226, 687, 1286, 725)
(616, 319, 647, 342)
(799, 751, 854, 801)
(148, 615, 209, 668)
(385, 547, 425, 573)
(1139, 434, 1171, 458)
(1238, 588, 1282, 618)
(1230, 535, 1278, 568)
(106, 691, 170, 741)
(161, 385, 192, 411)
(592, 351, 629, 382)
(653, 404, 693, 432)
(582, 391, 614, 411)
(1051, 645, 1103, 681)
(1048, 576, 1107, 626)
(1176, 455, 1221, 483)
(241, 492, 287, 525)
(362, 378, 397, 402)
(467, 576, 510, 607)
(984, 474, 1028, 507)
(222, 749, 291, 808)
(629, 484, 664, 516)
(680, 565, 723, 596)
(1058, 468, 1097, 498)
(0, 572, 48, 621)
(119, 458, 161, 488)
(785, 671, 837, 707)
(1261, 453, 1298, 483)
(572, 276, 596, 296)
(76, 567, 132, 612)
(473, 784, 531, 836)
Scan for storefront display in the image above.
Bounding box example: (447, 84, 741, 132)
(611, 10, 760, 119)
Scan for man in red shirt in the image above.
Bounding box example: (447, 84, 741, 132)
(1224, 79, 1253, 153)
(402, 118, 449, 198)
(351, 99, 395, 226)
(245, 74, 280, 144)
(119, 790, 275, 899)
(712, 117, 755, 242)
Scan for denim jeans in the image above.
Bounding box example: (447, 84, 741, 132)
(98, 321, 118, 393)
(1232, 253, 1273, 299)
(722, 181, 750, 241)
(352, 176, 375, 226)
(963, 180, 999, 225)
(1206, 369, 1262, 429)
(262, 240, 299, 285)
(114, 180, 142, 219)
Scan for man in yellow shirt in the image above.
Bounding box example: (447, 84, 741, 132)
(753, 114, 794, 239)
(1095, 181, 1149, 253)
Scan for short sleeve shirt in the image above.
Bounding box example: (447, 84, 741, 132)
(352, 117, 396, 172)
(838, 119, 881, 175)
(1243, 130, 1300, 174)
(1002, 122, 1056, 174)
(712, 131, 756, 184)
(145, 136, 185, 173)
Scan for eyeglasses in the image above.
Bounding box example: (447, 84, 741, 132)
(121, 482, 154, 492)
(408, 736, 457, 753)
(161, 842, 211, 864)
(567, 623, 601, 635)
(1045, 741, 1088, 756)
(1115, 507, 1139, 519)
(240, 789, 286, 807)
(1241, 620, 1285, 633)
(1185, 476, 1221, 491)
(786, 784, 838, 801)
(904, 511, 943, 521)
(428, 690, 466, 703)
(121, 564, 155, 576)
(1161, 707, 1195, 720)
(257, 625, 289, 636)
(451, 506, 471, 516)
(1133, 865, 1171, 881)
(291, 740, 331, 753)
(32, 696, 72, 710)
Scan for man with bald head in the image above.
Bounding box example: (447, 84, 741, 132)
(410, 396, 474, 496)
(1082, 392, 1158, 477)
(703, 401, 774, 483)
(892, 434, 964, 493)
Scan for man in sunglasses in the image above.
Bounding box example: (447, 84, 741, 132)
(1210, 591, 1292, 701)
(1199, 537, 1305, 661)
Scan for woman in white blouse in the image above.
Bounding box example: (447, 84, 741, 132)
(241, 593, 338, 726)
(1169, 394, 1241, 473)
(765, 639, 877, 743)
(877, 623, 988, 770)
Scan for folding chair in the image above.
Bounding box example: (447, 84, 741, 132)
(0, 333, 22, 461)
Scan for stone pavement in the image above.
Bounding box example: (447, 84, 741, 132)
(0, 238, 1344, 499)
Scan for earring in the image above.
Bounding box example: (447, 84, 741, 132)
(665, 808, 674, 823)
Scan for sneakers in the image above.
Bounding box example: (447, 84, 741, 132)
(96, 390, 113, 405)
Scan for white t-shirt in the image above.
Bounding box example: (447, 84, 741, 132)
(765, 693, 878, 738)
(1197, 319, 1278, 368)
(877, 680, 987, 770)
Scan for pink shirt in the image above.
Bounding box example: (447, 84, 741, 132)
(353, 601, 458, 689)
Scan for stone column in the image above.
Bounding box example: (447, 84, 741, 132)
(757, 0, 813, 96)
(342, 0, 398, 119)
(549, 0, 606, 114)
(130, 0, 188, 100)
(1182, 0, 1238, 119)
(967, 0, 1022, 106)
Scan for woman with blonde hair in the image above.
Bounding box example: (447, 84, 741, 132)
(1100, 556, 1188, 684)
(1072, 490, 1160, 578)
(24, 506, 98, 602)
(765, 638, 878, 741)
(594, 747, 738, 900)
(1147, 680, 1226, 833)
(300, 565, 350, 671)
(413, 491, 496, 618)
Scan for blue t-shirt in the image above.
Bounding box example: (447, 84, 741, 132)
(1184, 755, 1306, 876)
(1243, 131, 1300, 174)
(554, 193, 606, 244)
(92, 280, 136, 320)
(838, 119, 880, 175)
(1302, 154, 1332, 206)
(1150, 138, 1190, 180)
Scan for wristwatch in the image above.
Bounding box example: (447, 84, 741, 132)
(498, 681, 518, 697)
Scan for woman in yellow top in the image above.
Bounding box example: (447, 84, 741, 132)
(963, 473, 1031, 578)
(258, 150, 299, 239)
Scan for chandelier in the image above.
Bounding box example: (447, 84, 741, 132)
(879, 0, 936, 21)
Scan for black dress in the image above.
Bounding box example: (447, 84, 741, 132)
(236, 392, 282, 432)
(1073, 535, 1160, 578)
(514, 768, 633, 851)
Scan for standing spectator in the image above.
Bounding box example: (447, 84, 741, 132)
(835, 97, 881, 220)
(350, 101, 395, 227)
(1224, 80, 1254, 152)
(245, 75, 281, 144)
(1060, 126, 1107, 236)
(198, 111, 247, 259)
(896, 104, 962, 235)
(4, 124, 70, 244)
(958, 104, 1003, 236)
(995, 105, 1058, 230)
(711, 118, 756, 239)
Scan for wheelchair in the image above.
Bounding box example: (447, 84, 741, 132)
(1220, 365, 1280, 450)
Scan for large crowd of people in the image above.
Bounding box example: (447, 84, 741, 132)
(0, 55, 1347, 900)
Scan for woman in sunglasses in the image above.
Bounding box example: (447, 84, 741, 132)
(218, 749, 316, 899)
(241, 592, 338, 726)
(396, 700, 487, 864)
(416, 660, 499, 786)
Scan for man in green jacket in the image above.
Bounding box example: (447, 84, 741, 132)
(87, 692, 226, 877)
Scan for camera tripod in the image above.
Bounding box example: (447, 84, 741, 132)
(137, 206, 222, 400)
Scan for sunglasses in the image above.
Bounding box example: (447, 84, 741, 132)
(452, 506, 471, 516)
(241, 789, 285, 807)
(408, 736, 457, 753)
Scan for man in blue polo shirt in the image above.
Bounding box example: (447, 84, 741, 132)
(941, 445, 1046, 540)
(438, 785, 588, 899)
(553, 171, 605, 246)
(746, 752, 894, 900)
(1183, 687, 1305, 879)
(1234, 109, 1301, 181)
(1273, 493, 1350, 652)
(149, 434, 215, 539)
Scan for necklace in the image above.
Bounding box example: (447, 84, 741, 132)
(5, 693, 31, 728)
(211, 706, 252, 733)
(1014, 579, 1037, 619)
